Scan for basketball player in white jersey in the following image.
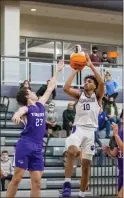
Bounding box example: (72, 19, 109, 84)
(62, 53, 104, 197)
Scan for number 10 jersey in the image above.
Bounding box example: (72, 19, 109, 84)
(73, 92, 100, 128)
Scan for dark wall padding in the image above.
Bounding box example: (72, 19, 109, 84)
(1, 85, 123, 103)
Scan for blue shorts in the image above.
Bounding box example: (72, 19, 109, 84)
(15, 138, 44, 171)
(118, 171, 123, 192)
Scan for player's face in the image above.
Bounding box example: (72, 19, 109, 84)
(84, 78, 96, 91)
(27, 89, 38, 101)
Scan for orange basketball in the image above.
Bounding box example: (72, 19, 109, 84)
(70, 52, 86, 70)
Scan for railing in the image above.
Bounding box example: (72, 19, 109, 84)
(0, 96, 10, 127)
(1, 56, 123, 89)
(92, 150, 118, 196)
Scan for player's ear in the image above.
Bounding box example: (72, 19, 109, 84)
(93, 84, 96, 90)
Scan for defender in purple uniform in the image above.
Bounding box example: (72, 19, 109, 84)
(6, 60, 64, 198)
(103, 110, 123, 198)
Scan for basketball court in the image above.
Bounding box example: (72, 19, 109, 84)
(1, 190, 117, 198)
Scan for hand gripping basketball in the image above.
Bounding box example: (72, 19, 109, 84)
(70, 51, 86, 70)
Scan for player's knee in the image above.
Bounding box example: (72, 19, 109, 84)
(12, 174, 23, 185)
(68, 145, 80, 157)
(31, 179, 41, 190)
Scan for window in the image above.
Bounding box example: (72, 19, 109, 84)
(64, 41, 90, 61)
(56, 41, 63, 59)
(92, 44, 117, 63)
(27, 38, 55, 61)
(20, 38, 26, 57)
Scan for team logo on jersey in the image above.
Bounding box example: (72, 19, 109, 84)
(18, 160, 24, 164)
(72, 126, 76, 133)
(90, 145, 95, 151)
(79, 97, 95, 103)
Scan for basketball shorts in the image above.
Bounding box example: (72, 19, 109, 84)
(65, 125, 95, 159)
(118, 171, 123, 192)
(14, 138, 44, 171)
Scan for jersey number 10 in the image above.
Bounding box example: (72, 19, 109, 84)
(83, 104, 90, 110)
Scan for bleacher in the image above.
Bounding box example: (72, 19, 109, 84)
(1, 107, 118, 197)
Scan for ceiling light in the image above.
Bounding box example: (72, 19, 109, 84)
(31, 8, 36, 12)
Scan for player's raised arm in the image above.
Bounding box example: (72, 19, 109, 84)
(112, 123, 123, 153)
(86, 54, 104, 101)
(102, 145, 118, 158)
(63, 70, 81, 100)
(39, 60, 64, 105)
(12, 106, 28, 125)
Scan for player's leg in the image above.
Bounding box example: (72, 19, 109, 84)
(79, 156, 92, 197)
(29, 171, 43, 197)
(118, 173, 123, 198)
(28, 148, 44, 197)
(6, 167, 25, 197)
(6, 139, 29, 197)
(62, 126, 82, 197)
(79, 129, 95, 197)
(118, 187, 123, 198)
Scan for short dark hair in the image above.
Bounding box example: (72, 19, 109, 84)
(16, 88, 29, 106)
(84, 75, 99, 89)
(102, 52, 107, 55)
(2, 150, 8, 154)
(92, 46, 98, 51)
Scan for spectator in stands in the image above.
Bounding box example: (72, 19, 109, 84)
(105, 96, 120, 124)
(90, 46, 101, 66)
(46, 102, 61, 137)
(105, 71, 119, 99)
(101, 52, 114, 64)
(36, 80, 56, 104)
(0, 151, 13, 191)
(20, 80, 31, 90)
(96, 107, 111, 139)
(63, 103, 75, 137)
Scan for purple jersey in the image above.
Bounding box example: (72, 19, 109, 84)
(21, 102, 45, 144)
(117, 129, 123, 172)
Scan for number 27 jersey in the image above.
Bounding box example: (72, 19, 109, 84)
(73, 92, 100, 128)
(21, 102, 45, 144)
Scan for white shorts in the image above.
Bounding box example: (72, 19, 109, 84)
(65, 125, 95, 158)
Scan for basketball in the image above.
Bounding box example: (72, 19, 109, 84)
(70, 51, 87, 70)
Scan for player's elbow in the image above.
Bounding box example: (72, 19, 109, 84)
(64, 85, 69, 93)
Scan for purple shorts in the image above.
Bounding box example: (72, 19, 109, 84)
(118, 171, 123, 192)
(15, 138, 44, 171)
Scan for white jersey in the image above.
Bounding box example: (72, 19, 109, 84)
(73, 92, 100, 128)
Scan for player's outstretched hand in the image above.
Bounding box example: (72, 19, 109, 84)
(102, 145, 109, 153)
(112, 122, 118, 137)
(85, 53, 92, 67)
(12, 113, 21, 125)
(57, 60, 65, 72)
